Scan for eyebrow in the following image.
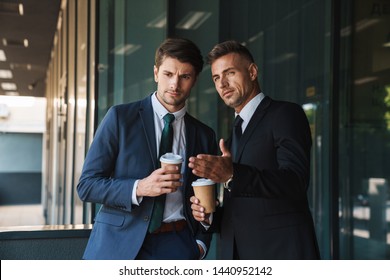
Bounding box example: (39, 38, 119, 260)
(162, 70, 193, 77)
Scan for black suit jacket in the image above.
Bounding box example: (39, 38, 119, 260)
(218, 96, 320, 259)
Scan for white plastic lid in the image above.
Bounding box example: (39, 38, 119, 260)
(191, 178, 215, 186)
(160, 153, 183, 164)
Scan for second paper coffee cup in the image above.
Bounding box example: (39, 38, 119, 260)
(191, 178, 216, 213)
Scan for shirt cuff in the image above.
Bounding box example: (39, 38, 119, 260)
(196, 240, 207, 259)
(131, 180, 143, 205)
(200, 212, 213, 230)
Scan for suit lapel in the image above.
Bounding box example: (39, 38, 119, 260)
(139, 96, 158, 169)
(235, 96, 272, 161)
(184, 114, 196, 195)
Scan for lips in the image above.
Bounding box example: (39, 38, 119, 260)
(222, 89, 234, 97)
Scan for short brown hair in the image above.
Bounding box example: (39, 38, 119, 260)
(207, 40, 255, 65)
(155, 37, 204, 76)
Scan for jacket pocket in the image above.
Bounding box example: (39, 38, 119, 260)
(95, 210, 125, 227)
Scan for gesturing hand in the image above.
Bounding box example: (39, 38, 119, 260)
(188, 139, 233, 183)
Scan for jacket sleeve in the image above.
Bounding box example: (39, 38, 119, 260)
(77, 107, 136, 212)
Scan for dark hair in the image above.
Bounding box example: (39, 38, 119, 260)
(207, 40, 255, 65)
(155, 38, 204, 76)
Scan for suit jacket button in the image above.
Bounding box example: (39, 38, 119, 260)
(143, 216, 149, 221)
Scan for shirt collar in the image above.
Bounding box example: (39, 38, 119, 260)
(235, 92, 265, 124)
(151, 92, 186, 121)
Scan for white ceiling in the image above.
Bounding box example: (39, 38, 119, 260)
(0, 0, 61, 98)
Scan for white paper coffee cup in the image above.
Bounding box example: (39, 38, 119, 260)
(160, 153, 183, 174)
(160, 153, 183, 165)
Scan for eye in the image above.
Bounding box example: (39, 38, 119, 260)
(164, 72, 172, 77)
(227, 71, 234, 76)
(181, 74, 191, 80)
(213, 76, 219, 82)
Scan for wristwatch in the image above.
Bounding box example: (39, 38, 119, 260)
(223, 175, 233, 191)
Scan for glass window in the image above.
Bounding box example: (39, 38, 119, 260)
(97, 0, 167, 124)
(72, 0, 89, 224)
(172, 0, 220, 133)
(171, 0, 220, 259)
(339, 0, 390, 259)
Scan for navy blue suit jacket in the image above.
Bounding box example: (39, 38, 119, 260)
(77, 95, 217, 259)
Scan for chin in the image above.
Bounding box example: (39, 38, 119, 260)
(223, 98, 234, 107)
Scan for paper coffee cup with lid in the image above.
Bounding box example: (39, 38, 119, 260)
(160, 153, 183, 174)
(191, 178, 216, 213)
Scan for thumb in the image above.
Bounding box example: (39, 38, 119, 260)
(219, 139, 231, 157)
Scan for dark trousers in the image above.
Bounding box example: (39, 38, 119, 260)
(136, 226, 200, 260)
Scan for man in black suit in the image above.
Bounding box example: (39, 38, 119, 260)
(189, 40, 320, 259)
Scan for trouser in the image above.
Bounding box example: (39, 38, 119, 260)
(136, 224, 200, 260)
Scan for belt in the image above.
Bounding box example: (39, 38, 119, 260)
(151, 220, 187, 234)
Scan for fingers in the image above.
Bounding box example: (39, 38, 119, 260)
(161, 164, 180, 174)
(161, 180, 182, 192)
(155, 165, 182, 183)
(190, 196, 199, 204)
(190, 166, 206, 178)
(160, 172, 181, 182)
(190, 197, 203, 210)
(189, 154, 217, 163)
(137, 167, 182, 197)
(157, 172, 182, 193)
(188, 155, 215, 176)
(190, 196, 205, 220)
(189, 156, 228, 182)
(138, 179, 181, 197)
(219, 138, 231, 157)
(190, 196, 202, 210)
(188, 139, 232, 180)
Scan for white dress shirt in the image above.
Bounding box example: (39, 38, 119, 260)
(235, 92, 265, 133)
(132, 92, 186, 223)
(131, 93, 209, 257)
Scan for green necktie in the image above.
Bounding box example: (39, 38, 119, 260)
(148, 113, 175, 233)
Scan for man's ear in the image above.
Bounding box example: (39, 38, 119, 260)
(153, 65, 159, 82)
(248, 63, 258, 81)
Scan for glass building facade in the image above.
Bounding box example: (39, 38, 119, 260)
(8, 0, 388, 260)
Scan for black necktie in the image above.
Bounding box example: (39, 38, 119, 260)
(148, 113, 175, 233)
(231, 115, 243, 161)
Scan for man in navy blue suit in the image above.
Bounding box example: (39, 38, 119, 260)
(77, 38, 217, 260)
(189, 40, 320, 259)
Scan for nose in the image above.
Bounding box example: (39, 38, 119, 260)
(218, 75, 228, 89)
(170, 75, 179, 89)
